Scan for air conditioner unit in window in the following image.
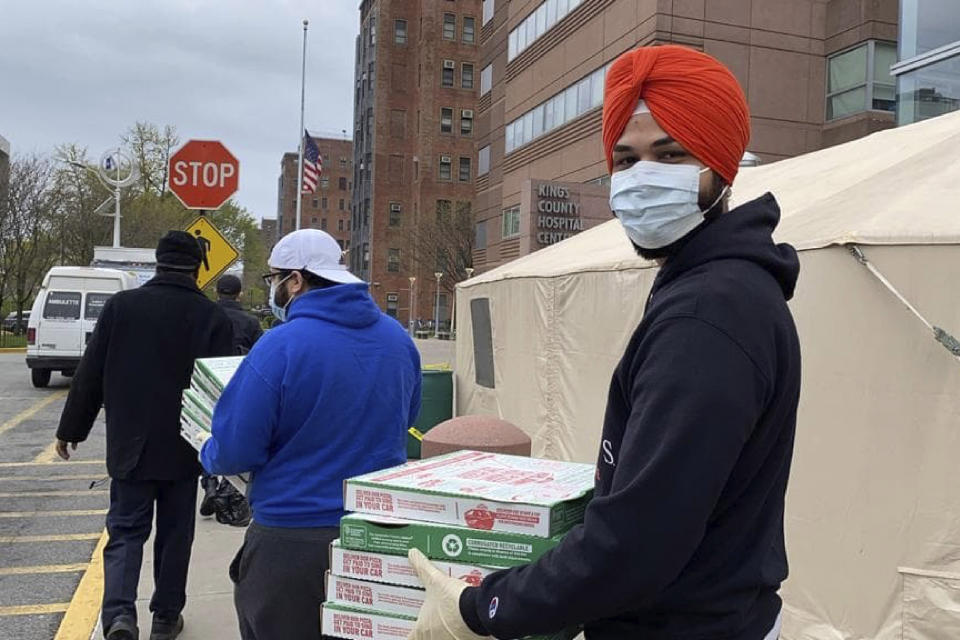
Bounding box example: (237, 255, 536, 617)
(443, 60, 456, 69)
(390, 203, 401, 212)
(462, 109, 474, 118)
(440, 155, 452, 163)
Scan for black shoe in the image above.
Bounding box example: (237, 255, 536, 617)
(199, 480, 218, 517)
(150, 614, 184, 640)
(105, 615, 138, 640)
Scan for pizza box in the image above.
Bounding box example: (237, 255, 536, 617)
(329, 538, 502, 589)
(339, 514, 562, 568)
(321, 603, 579, 640)
(326, 572, 425, 618)
(182, 389, 212, 423)
(344, 450, 594, 537)
(193, 356, 244, 393)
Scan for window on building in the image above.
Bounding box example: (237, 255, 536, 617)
(389, 202, 402, 227)
(463, 16, 476, 43)
(475, 220, 487, 249)
(440, 107, 454, 133)
(321, 218, 328, 230)
(480, 64, 492, 95)
(320, 176, 330, 189)
(897, 54, 960, 125)
(460, 109, 474, 135)
(321, 197, 328, 209)
(442, 61, 455, 87)
(337, 177, 346, 190)
(439, 155, 453, 181)
(386, 293, 399, 318)
(501, 206, 521, 239)
(338, 219, 344, 232)
(369, 17, 376, 45)
(394, 19, 407, 44)
(461, 63, 474, 89)
(442, 13, 456, 40)
(459, 157, 471, 182)
(340, 157, 348, 169)
(311, 216, 318, 226)
(339, 198, 345, 210)
(312, 198, 319, 209)
(482, 0, 494, 25)
(477, 145, 490, 176)
(388, 248, 401, 272)
(827, 41, 898, 120)
(362, 242, 370, 270)
(509, 0, 582, 61)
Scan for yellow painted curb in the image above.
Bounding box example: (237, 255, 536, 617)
(0, 347, 27, 353)
(54, 529, 108, 640)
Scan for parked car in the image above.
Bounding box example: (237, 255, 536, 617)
(3, 311, 30, 335)
(26, 266, 139, 388)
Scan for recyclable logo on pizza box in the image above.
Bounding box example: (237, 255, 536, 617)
(344, 451, 595, 538)
(329, 539, 503, 589)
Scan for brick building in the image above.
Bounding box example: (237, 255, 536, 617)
(0, 134, 9, 201)
(259, 218, 277, 254)
(276, 134, 353, 252)
(351, 0, 481, 328)
(474, 0, 901, 274)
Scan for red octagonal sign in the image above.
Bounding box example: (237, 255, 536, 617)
(168, 140, 239, 210)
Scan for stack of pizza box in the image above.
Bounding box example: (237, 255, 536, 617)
(322, 450, 595, 640)
(179, 356, 244, 451)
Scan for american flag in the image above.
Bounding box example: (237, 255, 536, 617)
(301, 131, 322, 193)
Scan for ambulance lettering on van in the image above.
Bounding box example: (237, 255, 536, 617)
(25, 267, 139, 388)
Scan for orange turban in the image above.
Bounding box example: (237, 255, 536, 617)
(602, 45, 750, 185)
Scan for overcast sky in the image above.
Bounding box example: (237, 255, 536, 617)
(0, 0, 358, 222)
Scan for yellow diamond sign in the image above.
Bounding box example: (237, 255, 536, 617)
(184, 216, 240, 290)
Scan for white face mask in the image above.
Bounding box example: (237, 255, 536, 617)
(609, 161, 726, 250)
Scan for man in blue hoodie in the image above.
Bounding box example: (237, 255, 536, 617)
(200, 229, 421, 640)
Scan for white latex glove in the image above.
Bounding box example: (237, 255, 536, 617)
(408, 548, 489, 640)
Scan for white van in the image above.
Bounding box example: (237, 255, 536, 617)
(26, 266, 139, 387)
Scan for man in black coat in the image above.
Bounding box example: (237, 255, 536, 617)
(197, 274, 262, 526)
(409, 46, 800, 640)
(55, 231, 234, 640)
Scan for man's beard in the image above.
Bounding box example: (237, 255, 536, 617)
(631, 177, 728, 261)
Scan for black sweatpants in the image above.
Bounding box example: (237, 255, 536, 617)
(230, 521, 339, 640)
(101, 477, 198, 629)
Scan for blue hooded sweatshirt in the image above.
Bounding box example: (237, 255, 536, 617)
(200, 283, 421, 528)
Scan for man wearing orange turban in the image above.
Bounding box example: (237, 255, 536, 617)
(409, 46, 800, 640)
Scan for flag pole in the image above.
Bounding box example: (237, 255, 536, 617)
(295, 19, 308, 232)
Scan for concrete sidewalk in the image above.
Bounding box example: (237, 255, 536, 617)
(93, 501, 246, 640)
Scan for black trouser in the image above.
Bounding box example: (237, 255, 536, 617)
(101, 477, 198, 630)
(230, 521, 339, 640)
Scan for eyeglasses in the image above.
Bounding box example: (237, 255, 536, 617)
(261, 271, 287, 288)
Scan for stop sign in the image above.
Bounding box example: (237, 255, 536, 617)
(168, 140, 239, 210)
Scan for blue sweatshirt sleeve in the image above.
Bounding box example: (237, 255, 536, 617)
(201, 359, 279, 476)
(459, 317, 769, 638)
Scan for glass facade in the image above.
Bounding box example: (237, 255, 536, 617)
(895, 0, 960, 124)
(898, 55, 960, 124)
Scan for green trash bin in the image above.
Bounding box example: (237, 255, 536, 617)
(408, 369, 453, 459)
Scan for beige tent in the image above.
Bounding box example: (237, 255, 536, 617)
(454, 110, 960, 639)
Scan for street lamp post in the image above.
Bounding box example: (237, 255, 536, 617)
(408, 276, 417, 336)
(433, 271, 443, 338)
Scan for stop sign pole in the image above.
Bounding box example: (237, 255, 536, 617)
(168, 140, 240, 215)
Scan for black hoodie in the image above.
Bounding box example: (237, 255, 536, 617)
(460, 193, 801, 639)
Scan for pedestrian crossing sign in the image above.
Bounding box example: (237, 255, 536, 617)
(184, 217, 240, 290)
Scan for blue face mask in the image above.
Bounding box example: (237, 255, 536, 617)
(609, 161, 727, 250)
(268, 274, 293, 322)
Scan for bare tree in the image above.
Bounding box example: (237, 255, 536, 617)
(405, 200, 474, 290)
(52, 144, 112, 265)
(1, 154, 58, 325)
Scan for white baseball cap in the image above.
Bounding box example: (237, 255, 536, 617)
(269, 229, 363, 284)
